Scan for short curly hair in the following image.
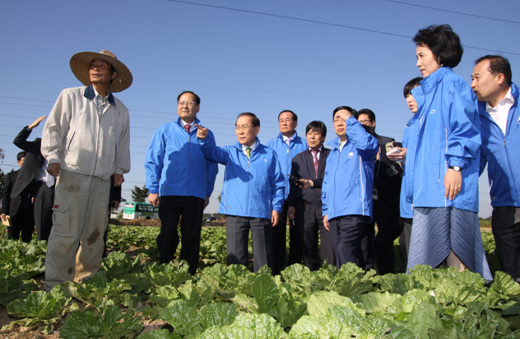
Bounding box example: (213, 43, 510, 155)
(413, 24, 463, 68)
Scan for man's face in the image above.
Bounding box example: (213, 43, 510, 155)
(177, 93, 200, 123)
(236, 115, 259, 147)
(333, 110, 350, 139)
(471, 60, 502, 103)
(89, 59, 117, 88)
(278, 112, 297, 136)
(306, 128, 325, 150)
(358, 114, 375, 128)
(405, 94, 419, 113)
(17, 157, 25, 167)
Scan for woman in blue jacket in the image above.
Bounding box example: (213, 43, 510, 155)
(406, 25, 491, 281)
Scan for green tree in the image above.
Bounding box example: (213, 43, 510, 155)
(131, 185, 149, 203)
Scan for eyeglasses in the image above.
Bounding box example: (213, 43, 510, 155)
(358, 119, 372, 124)
(333, 118, 345, 123)
(235, 125, 253, 131)
(279, 118, 294, 123)
(177, 101, 197, 106)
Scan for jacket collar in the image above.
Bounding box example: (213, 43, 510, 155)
(419, 66, 453, 95)
(327, 137, 342, 150)
(84, 85, 116, 105)
(235, 137, 261, 151)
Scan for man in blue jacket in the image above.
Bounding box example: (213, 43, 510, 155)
(196, 113, 284, 272)
(472, 55, 520, 283)
(145, 91, 218, 275)
(267, 110, 308, 274)
(322, 106, 379, 268)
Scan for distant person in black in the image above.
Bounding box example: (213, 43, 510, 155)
(13, 116, 55, 241)
(1, 152, 35, 242)
(287, 121, 335, 271)
(358, 109, 403, 274)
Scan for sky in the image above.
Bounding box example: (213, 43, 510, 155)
(1, 0, 519, 217)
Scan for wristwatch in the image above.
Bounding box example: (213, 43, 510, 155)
(449, 166, 461, 172)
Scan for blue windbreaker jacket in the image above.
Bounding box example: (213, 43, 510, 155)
(399, 114, 420, 219)
(406, 67, 481, 212)
(479, 82, 520, 207)
(199, 136, 285, 219)
(145, 117, 218, 199)
(267, 132, 308, 201)
(321, 117, 378, 220)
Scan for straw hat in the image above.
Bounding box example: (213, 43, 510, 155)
(70, 50, 132, 93)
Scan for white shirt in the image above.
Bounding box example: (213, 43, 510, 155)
(283, 134, 294, 146)
(339, 140, 347, 152)
(242, 141, 257, 157)
(309, 146, 323, 160)
(180, 119, 195, 132)
(487, 87, 515, 135)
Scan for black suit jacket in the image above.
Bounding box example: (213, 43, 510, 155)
(288, 148, 331, 209)
(1, 170, 19, 216)
(10, 127, 43, 213)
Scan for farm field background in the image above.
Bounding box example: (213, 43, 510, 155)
(0, 223, 519, 338)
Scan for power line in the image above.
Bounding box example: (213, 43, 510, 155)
(168, 0, 520, 56)
(384, 0, 520, 25)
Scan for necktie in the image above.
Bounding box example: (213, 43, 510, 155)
(285, 138, 291, 147)
(246, 148, 252, 159)
(185, 125, 191, 134)
(311, 149, 320, 177)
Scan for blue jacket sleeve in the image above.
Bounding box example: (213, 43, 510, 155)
(198, 132, 229, 165)
(269, 151, 285, 213)
(444, 80, 481, 168)
(345, 117, 379, 160)
(321, 166, 329, 216)
(145, 128, 166, 194)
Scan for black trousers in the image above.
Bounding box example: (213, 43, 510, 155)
(226, 216, 273, 272)
(329, 215, 371, 269)
(34, 182, 55, 241)
(492, 206, 520, 283)
(8, 206, 34, 243)
(271, 202, 287, 275)
(157, 196, 204, 275)
(294, 202, 335, 271)
(373, 203, 402, 274)
(359, 221, 375, 271)
(399, 217, 413, 269)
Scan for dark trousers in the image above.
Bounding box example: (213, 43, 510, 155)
(34, 182, 55, 241)
(295, 202, 335, 270)
(329, 215, 371, 269)
(157, 196, 204, 275)
(359, 221, 375, 271)
(373, 203, 402, 274)
(492, 206, 520, 282)
(399, 217, 413, 269)
(8, 206, 34, 243)
(226, 216, 273, 272)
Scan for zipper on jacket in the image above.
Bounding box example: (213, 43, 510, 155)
(358, 156, 365, 215)
(247, 159, 250, 217)
(503, 138, 520, 204)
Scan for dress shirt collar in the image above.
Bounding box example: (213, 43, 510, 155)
(242, 141, 258, 153)
(486, 86, 515, 112)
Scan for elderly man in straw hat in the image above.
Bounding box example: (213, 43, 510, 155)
(41, 50, 131, 291)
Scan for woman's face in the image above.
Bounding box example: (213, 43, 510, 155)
(416, 44, 441, 78)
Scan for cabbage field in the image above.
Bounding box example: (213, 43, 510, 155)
(1, 225, 519, 338)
